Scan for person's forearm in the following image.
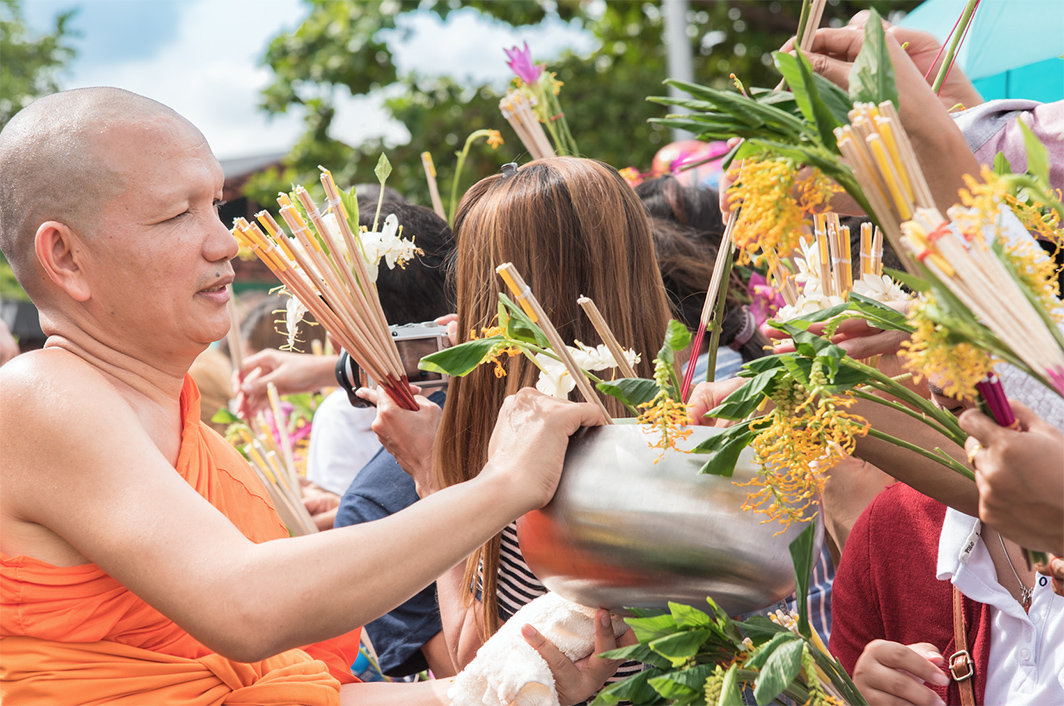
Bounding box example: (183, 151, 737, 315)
(339, 678, 454, 705)
(436, 562, 491, 668)
(852, 400, 978, 516)
(214, 470, 528, 661)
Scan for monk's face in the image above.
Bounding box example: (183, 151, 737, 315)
(81, 116, 237, 353)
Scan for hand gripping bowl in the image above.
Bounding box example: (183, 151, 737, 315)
(517, 423, 823, 614)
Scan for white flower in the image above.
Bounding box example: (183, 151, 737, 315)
(321, 212, 418, 283)
(776, 292, 846, 322)
(851, 273, 910, 303)
(284, 293, 308, 350)
(533, 342, 640, 398)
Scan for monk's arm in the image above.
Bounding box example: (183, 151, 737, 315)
(1, 364, 589, 663)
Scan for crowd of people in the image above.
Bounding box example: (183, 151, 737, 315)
(0, 12, 1061, 706)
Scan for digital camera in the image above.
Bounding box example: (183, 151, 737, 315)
(335, 321, 451, 405)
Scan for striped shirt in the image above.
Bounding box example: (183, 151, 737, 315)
(496, 523, 644, 691)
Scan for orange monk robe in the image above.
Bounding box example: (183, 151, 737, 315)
(1, 376, 360, 705)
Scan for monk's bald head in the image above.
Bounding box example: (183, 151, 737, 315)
(0, 87, 203, 300)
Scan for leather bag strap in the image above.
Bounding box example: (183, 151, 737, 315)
(950, 586, 976, 706)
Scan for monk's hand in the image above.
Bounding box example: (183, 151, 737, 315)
(853, 640, 949, 706)
(356, 383, 443, 497)
(483, 389, 602, 513)
(521, 609, 629, 706)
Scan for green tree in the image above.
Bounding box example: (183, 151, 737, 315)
(0, 0, 77, 130)
(251, 0, 917, 209)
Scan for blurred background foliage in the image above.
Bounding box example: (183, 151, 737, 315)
(249, 0, 918, 207)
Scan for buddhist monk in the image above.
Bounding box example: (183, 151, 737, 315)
(0, 87, 620, 705)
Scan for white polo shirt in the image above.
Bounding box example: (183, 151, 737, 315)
(937, 509, 1064, 705)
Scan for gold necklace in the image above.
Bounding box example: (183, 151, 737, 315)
(998, 533, 1033, 612)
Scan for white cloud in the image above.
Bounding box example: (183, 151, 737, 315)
(50, 1, 596, 160)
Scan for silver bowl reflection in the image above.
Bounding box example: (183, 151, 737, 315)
(517, 423, 823, 614)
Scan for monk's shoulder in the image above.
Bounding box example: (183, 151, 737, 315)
(0, 349, 136, 456)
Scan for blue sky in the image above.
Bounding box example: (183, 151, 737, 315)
(25, 0, 594, 160)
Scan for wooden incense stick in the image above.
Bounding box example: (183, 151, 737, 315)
(496, 263, 612, 424)
(578, 296, 637, 379)
(421, 152, 447, 222)
(226, 295, 244, 374)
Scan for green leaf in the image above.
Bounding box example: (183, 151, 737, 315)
(591, 667, 667, 706)
(776, 49, 840, 151)
(992, 151, 1013, 176)
(663, 318, 691, 352)
(627, 613, 680, 643)
(812, 71, 856, 125)
(649, 629, 714, 665)
(418, 336, 502, 376)
(718, 663, 744, 706)
(212, 407, 240, 424)
(598, 642, 673, 670)
(374, 152, 392, 185)
(597, 377, 660, 408)
(848, 8, 898, 109)
(846, 293, 914, 332)
(709, 369, 778, 421)
(669, 602, 713, 629)
(753, 638, 805, 706)
(744, 632, 800, 670)
(739, 615, 788, 643)
(1017, 119, 1051, 185)
(648, 663, 717, 700)
(694, 421, 759, 477)
(497, 293, 549, 347)
(339, 185, 361, 233)
(789, 523, 818, 639)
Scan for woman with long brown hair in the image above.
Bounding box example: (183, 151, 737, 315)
(433, 157, 673, 670)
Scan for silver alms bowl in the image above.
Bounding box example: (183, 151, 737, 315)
(517, 423, 823, 614)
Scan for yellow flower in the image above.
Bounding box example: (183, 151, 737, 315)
(469, 321, 520, 377)
(727, 158, 838, 262)
(486, 130, 504, 150)
(900, 295, 996, 401)
(637, 356, 692, 459)
(742, 374, 868, 530)
(618, 166, 643, 188)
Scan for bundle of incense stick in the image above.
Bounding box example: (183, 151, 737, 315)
(762, 246, 799, 307)
(834, 101, 924, 273)
(499, 91, 555, 161)
(902, 206, 1064, 394)
(238, 423, 317, 536)
(839, 103, 1064, 392)
(496, 263, 613, 424)
(231, 169, 418, 411)
(859, 222, 885, 278)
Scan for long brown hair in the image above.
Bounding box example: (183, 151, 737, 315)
(437, 157, 672, 637)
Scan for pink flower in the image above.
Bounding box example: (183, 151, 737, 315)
(747, 272, 785, 327)
(504, 42, 543, 85)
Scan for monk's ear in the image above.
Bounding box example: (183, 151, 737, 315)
(35, 221, 91, 302)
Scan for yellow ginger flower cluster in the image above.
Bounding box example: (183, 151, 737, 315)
(637, 356, 692, 459)
(900, 297, 996, 401)
(727, 159, 839, 262)
(468, 320, 520, 378)
(743, 370, 868, 530)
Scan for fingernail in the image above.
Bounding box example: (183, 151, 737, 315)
(599, 611, 611, 628)
(521, 624, 539, 641)
(933, 696, 946, 706)
(929, 669, 950, 687)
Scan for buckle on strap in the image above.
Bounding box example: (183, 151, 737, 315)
(949, 649, 974, 682)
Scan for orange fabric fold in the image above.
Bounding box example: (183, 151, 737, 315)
(0, 636, 342, 706)
(1, 376, 360, 704)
